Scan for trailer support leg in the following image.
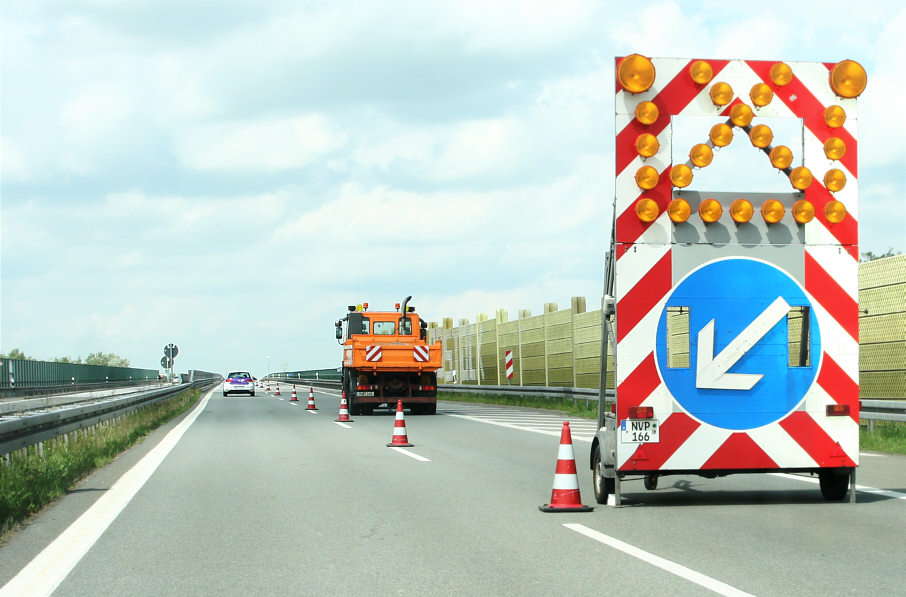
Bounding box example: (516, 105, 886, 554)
(614, 474, 622, 507)
(849, 468, 857, 504)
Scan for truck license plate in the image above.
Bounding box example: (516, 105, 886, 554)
(358, 391, 375, 397)
(620, 419, 659, 443)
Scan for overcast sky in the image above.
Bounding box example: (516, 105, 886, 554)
(2, 0, 904, 376)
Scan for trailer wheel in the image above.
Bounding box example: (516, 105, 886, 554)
(592, 445, 613, 505)
(819, 470, 850, 501)
(424, 403, 437, 415)
(644, 474, 659, 490)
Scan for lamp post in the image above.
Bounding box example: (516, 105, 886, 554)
(266, 354, 270, 377)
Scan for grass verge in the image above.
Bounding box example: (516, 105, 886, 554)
(860, 422, 906, 455)
(0, 388, 202, 539)
(438, 390, 599, 419)
(440, 391, 906, 455)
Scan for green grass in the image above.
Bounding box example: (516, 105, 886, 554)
(860, 422, 906, 455)
(440, 391, 906, 455)
(0, 388, 202, 539)
(438, 390, 600, 419)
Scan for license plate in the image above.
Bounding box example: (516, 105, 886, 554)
(357, 391, 375, 397)
(620, 419, 659, 443)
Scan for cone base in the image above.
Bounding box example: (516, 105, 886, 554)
(387, 442, 414, 447)
(335, 418, 354, 422)
(307, 407, 318, 411)
(538, 504, 593, 512)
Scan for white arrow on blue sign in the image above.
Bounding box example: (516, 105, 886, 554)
(655, 258, 820, 431)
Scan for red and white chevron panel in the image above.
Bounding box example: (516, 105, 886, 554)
(413, 345, 430, 362)
(365, 345, 382, 362)
(614, 57, 859, 473)
(505, 350, 514, 379)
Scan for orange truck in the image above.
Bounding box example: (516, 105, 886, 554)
(335, 296, 442, 414)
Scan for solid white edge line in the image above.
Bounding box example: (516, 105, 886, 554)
(564, 523, 754, 597)
(389, 446, 430, 462)
(0, 386, 216, 597)
(768, 473, 906, 500)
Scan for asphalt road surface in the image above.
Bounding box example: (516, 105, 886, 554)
(1, 385, 904, 596)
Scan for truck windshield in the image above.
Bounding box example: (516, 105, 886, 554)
(373, 321, 395, 335)
(347, 313, 370, 335)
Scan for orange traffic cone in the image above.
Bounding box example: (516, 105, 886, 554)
(275, 383, 281, 396)
(290, 386, 298, 401)
(335, 392, 353, 422)
(306, 387, 318, 410)
(266, 380, 271, 391)
(386, 400, 413, 447)
(539, 422, 593, 512)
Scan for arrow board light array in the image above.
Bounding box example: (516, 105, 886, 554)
(613, 55, 860, 472)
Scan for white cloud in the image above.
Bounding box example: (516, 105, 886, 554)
(176, 115, 348, 173)
(452, 0, 598, 54)
(0, 137, 29, 181)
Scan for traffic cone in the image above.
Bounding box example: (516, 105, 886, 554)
(266, 380, 271, 391)
(539, 422, 593, 512)
(336, 392, 353, 422)
(290, 386, 298, 401)
(386, 400, 413, 447)
(306, 387, 318, 410)
(275, 383, 281, 396)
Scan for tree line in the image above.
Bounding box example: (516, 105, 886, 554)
(0, 348, 130, 367)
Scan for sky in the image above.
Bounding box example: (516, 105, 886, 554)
(2, 0, 904, 376)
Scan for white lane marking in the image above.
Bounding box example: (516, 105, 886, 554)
(334, 421, 352, 429)
(859, 452, 886, 458)
(306, 410, 318, 415)
(289, 402, 299, 406)
(389, 447, 431, 462)
(447, 414, 593, 442)
(564, 524, 754, 597)
(768, 473, 906, 500)
(0, 387, 216, 597)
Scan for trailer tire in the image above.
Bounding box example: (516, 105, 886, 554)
(819, 470, 850, 501)
(424, 403, 436, 415)
(644, 474, 659, 490)
(592, 445, 613, 505)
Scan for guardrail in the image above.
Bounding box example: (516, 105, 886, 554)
(0, 379, 217, 457)
(269, 379, 905, 428)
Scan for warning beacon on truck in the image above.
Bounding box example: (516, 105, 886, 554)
(591, 55, 863, 505)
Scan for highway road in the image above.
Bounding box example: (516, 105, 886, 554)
(1, 384, 904, 596)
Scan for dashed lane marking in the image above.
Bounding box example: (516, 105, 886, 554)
(389, 447, 430, 462)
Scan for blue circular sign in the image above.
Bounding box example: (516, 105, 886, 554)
(655, 258, 820, 430)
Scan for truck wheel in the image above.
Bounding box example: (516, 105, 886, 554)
(819, 470, 850, 501)
(424, 403, 437, 415)
(592, 445, 613, 505)
(644, 474, 659, 490)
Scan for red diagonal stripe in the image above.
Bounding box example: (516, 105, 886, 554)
(615, 352, 660, 419)
(615, 250, 671, 343)
(804, 251, 858, 341)
(816, 353, 860, 421)
(621, 413, 700, 471)
(779, 411, 857, 467)
(804, 184, 859, 258)
(702, 433, 779, 470)
(616, 59, 731, 177)
(616, 167, 673, 246)
(745, 60, 858, 177)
